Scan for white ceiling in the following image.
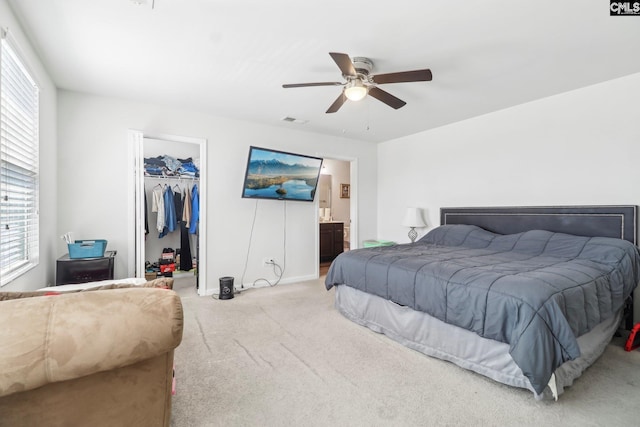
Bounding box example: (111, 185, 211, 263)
(7, 0, 640, 143)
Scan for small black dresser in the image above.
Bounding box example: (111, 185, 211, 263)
(55, 251, 117, 286)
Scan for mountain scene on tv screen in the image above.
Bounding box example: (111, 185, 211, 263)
(244, 157, 320, 201)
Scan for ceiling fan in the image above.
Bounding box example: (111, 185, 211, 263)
(282, 52, 432, 113)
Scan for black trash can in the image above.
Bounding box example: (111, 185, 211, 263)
(219, 276, 234, 300)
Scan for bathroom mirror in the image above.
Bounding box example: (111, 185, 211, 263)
(318, 174, 331, 209)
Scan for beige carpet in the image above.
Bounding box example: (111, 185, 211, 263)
(170, 276, 640, 426)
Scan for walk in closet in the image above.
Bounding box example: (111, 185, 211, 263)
(143, 138, 201, 286)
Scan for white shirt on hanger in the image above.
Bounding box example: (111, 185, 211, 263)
(152, 185, 165, 232)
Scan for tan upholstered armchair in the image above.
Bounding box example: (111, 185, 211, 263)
(0, 280, 183, 427)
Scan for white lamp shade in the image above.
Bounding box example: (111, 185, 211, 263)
(402, 207, 427, 228)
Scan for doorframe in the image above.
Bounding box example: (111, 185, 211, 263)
(127, 130, 208, 295)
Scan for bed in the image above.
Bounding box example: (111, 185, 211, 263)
(325, 205, 640, 400)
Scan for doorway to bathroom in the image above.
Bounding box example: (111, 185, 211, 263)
(318, 158, 352, 276)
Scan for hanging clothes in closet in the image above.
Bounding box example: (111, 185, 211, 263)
(151, 184, 165, 233)
(183, 185, 192, 228)
(144, 191, 149, 235)
(189, 183, 199, 235)
(173, 185, 183, 224)
(143, 152, 200, 275)
(174, 184, 193, 271)
(159, 184, 177, 238)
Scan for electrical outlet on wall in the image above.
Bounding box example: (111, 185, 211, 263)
(263, 257, 274, 267)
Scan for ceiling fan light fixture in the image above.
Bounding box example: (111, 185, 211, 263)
(282, 52, 429, 113)
(344, 80, 368, 102)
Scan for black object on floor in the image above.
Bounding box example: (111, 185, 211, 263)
(219, 276, 234, 300)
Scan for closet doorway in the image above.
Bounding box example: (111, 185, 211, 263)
(128, 131, 208, 295)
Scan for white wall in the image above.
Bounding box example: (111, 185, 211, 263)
(377, 72, 640, 319)
(57, 90, 377, 292)
(1, 0, 58, 290)
(378, 72, 640, 240)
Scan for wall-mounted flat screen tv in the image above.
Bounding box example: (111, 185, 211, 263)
(241, 146, 324, 202)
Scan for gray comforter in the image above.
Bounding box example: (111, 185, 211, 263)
(325, 224, 640, 394)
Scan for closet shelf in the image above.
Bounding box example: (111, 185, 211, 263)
(144, 175, 199, 181)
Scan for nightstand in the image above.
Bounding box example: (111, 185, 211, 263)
(55, 251, 117, 286)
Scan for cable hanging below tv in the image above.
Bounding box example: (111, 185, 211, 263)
(241, 146, 323, 202)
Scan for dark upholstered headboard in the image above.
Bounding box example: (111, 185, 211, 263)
(440, 205, 637, 245)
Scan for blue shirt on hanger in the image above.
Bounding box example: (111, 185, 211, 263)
(189, 184, 199, 234)
(159, 185, 177, 238)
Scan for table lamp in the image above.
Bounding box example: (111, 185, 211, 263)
(402, 207, 427, 243)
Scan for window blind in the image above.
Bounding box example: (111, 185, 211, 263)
(0, 31, 39, 286)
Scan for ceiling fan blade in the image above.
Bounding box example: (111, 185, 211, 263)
(329, 52, 356, 77)
(326, 92, 347, 114)
(372, 69, 432, 84)
(282, 82, 343, 88)
(368, 86, 406, 109)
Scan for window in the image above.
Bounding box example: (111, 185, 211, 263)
(0, 31, 39, 287)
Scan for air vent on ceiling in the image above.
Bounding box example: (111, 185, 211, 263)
(281, 116, 308, 124)
(130, 0, 155, 8)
